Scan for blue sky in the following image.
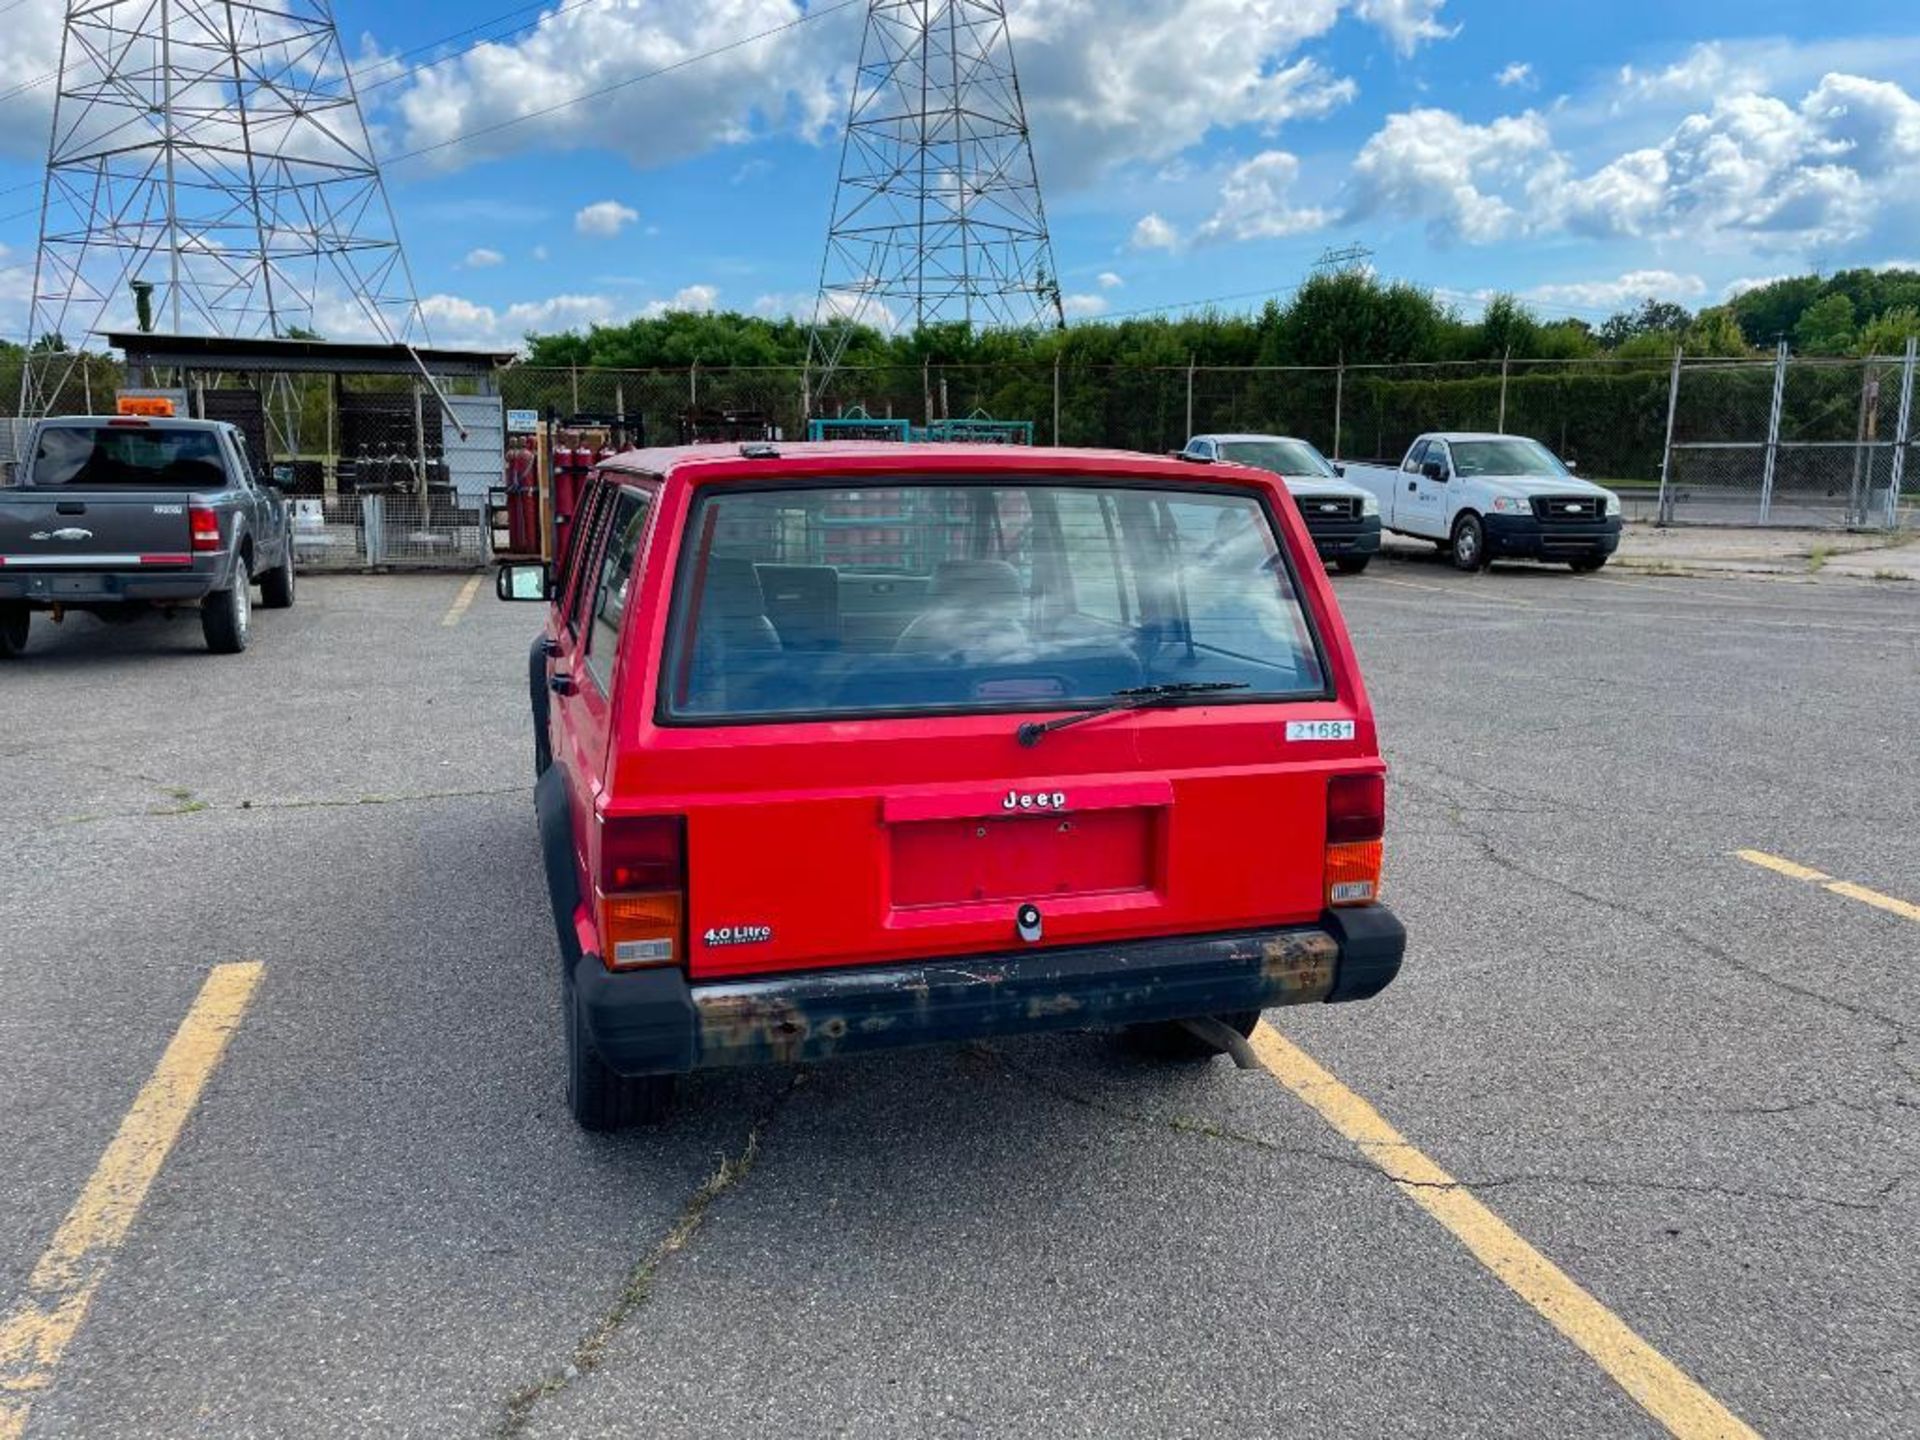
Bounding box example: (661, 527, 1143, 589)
(3, 0, 1918, 348)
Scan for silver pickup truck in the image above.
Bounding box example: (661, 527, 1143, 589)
(0, 415, 296, 656)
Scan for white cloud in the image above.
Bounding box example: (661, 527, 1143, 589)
(381, 0, 1425, 189)
(1495, 62, 1536, 91)
(1722, 274, 1790, 300)
(1347, 109, 1560, 243)
(1351, 69, 1920, 251)
(1130, 213, 1180, 251)
(1197, 150, 1329, 243)
(574, 201, 639, 238)
(1525, 270, 1706, 311)
(1062, 293, 1110, 319)
(389, 0, 846, 176)
(0, 5, 70, 161)
(462, 247, 504, 269)
(642, 283, 719, 316)
(1352, 0, 1458, 58)
(1614, 43, 1766, 111)
(531, 245, 550, 262)
(1007, 0, 1359, 180)
(1097, 271, 1125, 289)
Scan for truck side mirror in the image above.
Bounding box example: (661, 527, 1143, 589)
(1332, 463, 1346, 477)
(1422, 460, 1446, 482)
(1565, 459, 1579, 473)
(496, 562, 552, 602)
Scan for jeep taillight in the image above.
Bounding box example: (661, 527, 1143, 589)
(189, 506, 222, 551)
(1326, 773, 1384, 907)
(597, 816, 685, 970)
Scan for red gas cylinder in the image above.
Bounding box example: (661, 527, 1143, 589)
(504, 443, 540, 555)
(551, 438, 579, 534)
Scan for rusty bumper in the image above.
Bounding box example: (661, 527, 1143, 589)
(574, 907, 1404, 1077)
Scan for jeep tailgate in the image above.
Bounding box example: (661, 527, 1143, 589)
(650, 710, 1368, 981)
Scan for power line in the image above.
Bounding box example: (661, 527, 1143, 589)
(378, 0, 862, 171)
(0, 0, 859, 277)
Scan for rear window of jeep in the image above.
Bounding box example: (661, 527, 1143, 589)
(662, 480, 1327, 721)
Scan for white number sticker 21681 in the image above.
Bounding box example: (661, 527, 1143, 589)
(1285, 720, 1356, 743)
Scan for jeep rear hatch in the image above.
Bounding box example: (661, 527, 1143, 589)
(619, 473, 1379, 981)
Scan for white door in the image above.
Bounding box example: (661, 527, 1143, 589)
(1395, 440, 1449, 538)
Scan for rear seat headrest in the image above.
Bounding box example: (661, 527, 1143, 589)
(701, 556, 771, 618)
(929, 558, 1023, 603)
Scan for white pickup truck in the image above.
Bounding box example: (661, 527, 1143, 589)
(1342, 433, 1622, 573)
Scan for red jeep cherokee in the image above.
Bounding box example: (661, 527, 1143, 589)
(498, 443, 1405, 1128)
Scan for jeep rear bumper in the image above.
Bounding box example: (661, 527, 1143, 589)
(574, 907, 1405, 1076)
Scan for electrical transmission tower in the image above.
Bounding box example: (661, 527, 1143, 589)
(806, 0, 1064, 409)
(1310, 243, 1375, 276)
(20, 0, 427, 415)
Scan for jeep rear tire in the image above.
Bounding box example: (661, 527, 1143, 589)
(202, 559, 252, 653)
(0, 603, 28, 658)
(1128, 1009, 1261, 1062)
(1450, 513, 1487, 572)
(565, 979, 676, 1130)
(259, 544, 296, 608)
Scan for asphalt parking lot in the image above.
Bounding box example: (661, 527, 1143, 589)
(1, 552, 1915, 1438)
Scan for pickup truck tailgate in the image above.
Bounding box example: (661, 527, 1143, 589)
(0, 492, 195, 567)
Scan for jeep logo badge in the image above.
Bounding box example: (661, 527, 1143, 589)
(1003, 789, 1067, 811)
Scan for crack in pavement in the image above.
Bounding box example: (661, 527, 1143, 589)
(980, 1046, 1906, 1215)
(52, 783, 533, 827)
(1397, 768, 1915, 1051)
(493, 1074, 805, 1438)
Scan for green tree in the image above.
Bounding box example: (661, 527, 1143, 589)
(1793, 294, 1856, 355)
(1853, 305, 1920, 357)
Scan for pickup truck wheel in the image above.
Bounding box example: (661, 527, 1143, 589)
(1449, 514, 1487, 572)
(202, 560, 252, 654)
(1569, 554, 1608, 573)
(259, 545, 296, 608)
(565, 979, 676, 1130)
(1128, 1009, 1261, 1061)
(0, 603, 28, 658)
(1334, 555, 1372, 575)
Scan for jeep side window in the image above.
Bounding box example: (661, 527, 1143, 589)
(563, 483, 615, 638)
(582, 490, 652, 694)
(555, 480, 605, 611)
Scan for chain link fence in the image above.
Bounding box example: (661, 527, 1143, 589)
(11, 345, 1915, 535)
(1660, 344, 1918, 529)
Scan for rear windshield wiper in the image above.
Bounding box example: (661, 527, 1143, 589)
(1016, 682, 1249, 747)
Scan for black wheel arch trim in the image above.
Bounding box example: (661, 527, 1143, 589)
(535, 763, 585, 971)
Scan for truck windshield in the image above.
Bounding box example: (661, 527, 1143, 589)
(1218, 440, 1335, 478)
(1449, 438, 1568, 478)
(664, 480, 1328, 721)
(29, 426, 227, 487)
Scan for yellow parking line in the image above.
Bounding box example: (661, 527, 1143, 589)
(0, 963, 264, 1440)
(1251, 1024, 1759, 1440)
(441, 575, 482, 627)
(1734, 849, 1830, 883)
(1736, 849, 1920, 923)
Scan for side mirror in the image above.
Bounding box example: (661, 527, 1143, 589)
(1422, 460, 1446, 482)
(1564, 458, 1579, 473)
(495, 561, 552, 602)
(1331, 463, 1346, 477)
